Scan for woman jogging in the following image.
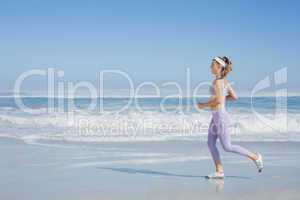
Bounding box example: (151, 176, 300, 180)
(198, 56, 264, 179)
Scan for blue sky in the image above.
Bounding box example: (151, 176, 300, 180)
(0, 0, 299, 95)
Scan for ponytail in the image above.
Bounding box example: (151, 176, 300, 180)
(221, 56, 232, 78)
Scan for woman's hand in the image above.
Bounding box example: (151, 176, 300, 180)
(197, 102, 207, 109)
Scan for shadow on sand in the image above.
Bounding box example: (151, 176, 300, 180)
(97, 167, 252, 180)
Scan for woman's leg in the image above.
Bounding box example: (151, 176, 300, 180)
(218, 122, 257, 160)
(207, 121, 223, 172)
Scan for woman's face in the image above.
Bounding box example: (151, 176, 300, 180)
(210, 60, 221, 75)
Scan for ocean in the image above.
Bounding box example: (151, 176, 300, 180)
(0, 96, 299, 144)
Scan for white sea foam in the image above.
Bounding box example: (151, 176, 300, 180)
(0, 109, 299, 131)
(0, 97, 299, 144)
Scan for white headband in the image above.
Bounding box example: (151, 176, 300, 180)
(213, 57, 226, 67)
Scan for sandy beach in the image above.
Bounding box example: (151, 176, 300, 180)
(1, 137, 299, 200)
(1, 0, 300, 199)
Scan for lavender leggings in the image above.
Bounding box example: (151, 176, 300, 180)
(208, 109, 252, 163)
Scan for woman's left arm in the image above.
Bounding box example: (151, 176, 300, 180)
(226, 83, 238, 101)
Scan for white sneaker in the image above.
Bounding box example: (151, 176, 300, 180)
(254, 152, 263, 173)
(206, 172, 225, 179)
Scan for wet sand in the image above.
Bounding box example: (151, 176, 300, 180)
(1, 138, 299, 200)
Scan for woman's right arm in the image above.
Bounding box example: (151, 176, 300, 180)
(197, 80, 222, 109)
